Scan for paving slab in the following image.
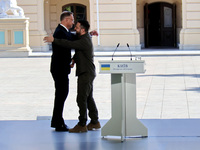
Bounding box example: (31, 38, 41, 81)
(1, 52, 200, 120)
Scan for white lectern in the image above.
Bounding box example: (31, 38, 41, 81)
(99, 60, 148, 141)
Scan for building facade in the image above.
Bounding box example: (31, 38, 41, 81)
(16, 0, 200, 52)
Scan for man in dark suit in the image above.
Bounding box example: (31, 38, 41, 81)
(44, 20, 100, 133)
(50, 11, 75, 131)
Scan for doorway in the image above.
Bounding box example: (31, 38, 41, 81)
(144, 2, 176, 48)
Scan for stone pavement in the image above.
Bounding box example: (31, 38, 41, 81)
(1, 54, 200, 120)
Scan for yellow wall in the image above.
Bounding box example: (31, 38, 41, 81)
(95, 0, 140, 49)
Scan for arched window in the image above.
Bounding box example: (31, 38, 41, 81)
(62, 4, 87, 30)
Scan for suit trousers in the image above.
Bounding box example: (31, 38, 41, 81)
(77, 73, 99, 126)
(51, 71, 69, 127)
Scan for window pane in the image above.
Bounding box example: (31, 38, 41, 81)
(164, 6, 172, 28)
(0, 31, 5, 44)
(76, 14, 86, 21)
(14, 31, 23, 44)
(76, 6, 85, 13)
(64, 6, 74, 12)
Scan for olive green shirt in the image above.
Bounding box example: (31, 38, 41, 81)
(53, 33, 96, 76)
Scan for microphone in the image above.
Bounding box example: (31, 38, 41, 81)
(111, 43, 120, 61)
(127, 43, 133, 61)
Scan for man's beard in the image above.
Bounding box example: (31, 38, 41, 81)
(76, 31, 81, 36)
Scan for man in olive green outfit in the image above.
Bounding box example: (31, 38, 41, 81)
(44, 20, 100, 133)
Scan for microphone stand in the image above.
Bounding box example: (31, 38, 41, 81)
(111, 43, 120, 61)
(127, 43, 133, 61)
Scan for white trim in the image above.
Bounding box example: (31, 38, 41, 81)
(96, 0, 100, 46)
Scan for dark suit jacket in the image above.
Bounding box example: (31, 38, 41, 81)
(53, 33, 96, 77)
(51, 24, 74, 74)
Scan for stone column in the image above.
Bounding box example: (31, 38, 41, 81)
(131, 0, 141, 50)
(29, 0, 48, 52)
(179, 0, 200, 50)
(44, 0, 51, 35)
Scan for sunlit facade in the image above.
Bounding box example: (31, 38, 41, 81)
(17, 0, 200, 52)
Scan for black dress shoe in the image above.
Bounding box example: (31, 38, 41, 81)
(55, 124, 70, 132)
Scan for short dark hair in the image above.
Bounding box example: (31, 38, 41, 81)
(60, 11, 73, 21)
(78, 20, 90, 32)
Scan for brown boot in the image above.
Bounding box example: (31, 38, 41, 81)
(69, 124, 88, 133)
(87, 121, 101, 130)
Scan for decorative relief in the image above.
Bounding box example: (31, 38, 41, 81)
(0, 0, 25, 18)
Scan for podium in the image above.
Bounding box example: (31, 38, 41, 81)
(99, 60, 148, 141)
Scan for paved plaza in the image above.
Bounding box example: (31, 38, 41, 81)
(1, 53, 200, 120)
